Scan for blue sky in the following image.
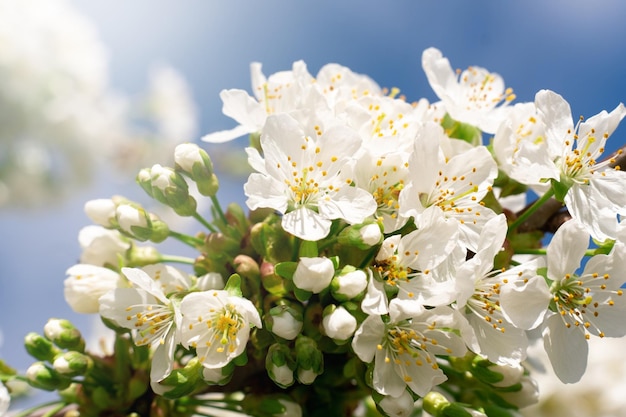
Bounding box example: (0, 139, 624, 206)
(2, 0, 626, 409)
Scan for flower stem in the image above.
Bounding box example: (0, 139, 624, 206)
(159, 254, 196, 265)
(509, 188, 555, 232)
(193, 212, 218, 233)
(169, 230, 205, 247)
(13, 401, 66, 417)
(211, 195, 229, 225)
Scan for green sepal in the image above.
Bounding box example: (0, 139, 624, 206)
(550, 177, 571, 202)
(299, 240, 318, 258)
(224, 274, 243, 297)
(160, 358, 203, 399)
(294, 287, 312, 302)
(275, 262, 298, 280)
(441, 113, 482, 146)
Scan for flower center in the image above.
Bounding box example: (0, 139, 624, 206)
(126, 303, 174, 346)
(458, 67, 515, 110)
(208, 304, 245, 353)
(374, 256, 415, 286)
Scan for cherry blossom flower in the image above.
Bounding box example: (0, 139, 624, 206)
(503, 90, 626, 241)
(422, 47, 516, 133)
(180, 290, 261, 369)
(244, 113, 376, 241)
(399, 122, 498, 251)
(352, 299, 470, 397)
(542, 219, 626, 383)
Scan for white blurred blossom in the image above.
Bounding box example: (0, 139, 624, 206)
(0, 0, 197, 208)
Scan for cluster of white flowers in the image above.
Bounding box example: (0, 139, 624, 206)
(0, 0, 198, 208)
(6, 46, 626, 417)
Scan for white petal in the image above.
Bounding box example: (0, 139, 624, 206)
(318, 186, 376, 225)
(500, 275, 550, 330)
(547, 219, 588, 279)
(535, 90, 574, 154)
(282, 207, 331, 241)
(121, 267, 168, 304)
(201, 124, 255, 144)
(542, 313, 588, 383)
(351, 314, 385, 363)
(244, 173, 289, 213)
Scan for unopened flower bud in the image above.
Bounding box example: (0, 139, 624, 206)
(78, 226, 130, 267)
(322, 305, 357, 342)
(266, 343, 295, 388)
(202, 363, 233, 385)
(84, 198, 117, 227)
(158, 358, 203, 399)
(233, 254, 260, 281)
(331, 267, 368, 301)
(225, 203, 249, 236)
(43, 319, 85, 352)
(205, 232, 240, 254)
(267, 304, 303, 341)
(53, 352, 93, 377)
(64, 264, 121, 314)
(423, 391, 486, 417)
(115, 204, 169, 242)
(137, 164, 198, 216)
(496, 375, 539, 409)
(260, 261, 287, 296)
(338, 222, 383, 250)
(274, 398, 302, 417)
(294, 336, 323, 384)
(470, 356, 526, 391)
(24, 332, 61, 362)
(174, 143, 220, 196)
(26, 362, 71, 391)
(195, 272, 225, 291)
(293, 257, 335, 294)
(378, 390, 416, 417)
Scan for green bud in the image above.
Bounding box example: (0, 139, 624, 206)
(159, 358, 203, 399)
(233, 254, 260, 281)
(423, 391, 485, 417)
(52, 351, 93, 377)
(471, 357, 523, 388)
(43, 319, 85, 352)
(495, 375, 539, 409)
(249, 214, 294, 262)
(126, 244, 163, 267)
(24, 332, 61, 362)
(174, 143, 220, 196)
(115, 203, 169, 243)
(294, 336, 323, 384)
(205, 232, 241, 254)
(225, 203, 249, 236)
(137, 164, 198, 216)
(260, 261, 287, 296)
(338, 221, 383, 250)
(266, 343, 295, 388)
(25, 362, 71, 391)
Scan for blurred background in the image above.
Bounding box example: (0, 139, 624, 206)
(1, 1, 626, 415)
